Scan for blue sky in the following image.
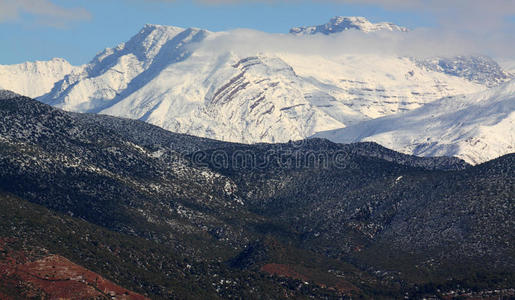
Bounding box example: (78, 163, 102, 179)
(1, 0, 513, 65)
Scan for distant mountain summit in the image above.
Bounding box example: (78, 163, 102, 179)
(290, 16, 408, 35)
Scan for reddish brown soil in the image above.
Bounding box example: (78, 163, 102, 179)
(261, 263, 309, 282)
(0, 238, 148, 300)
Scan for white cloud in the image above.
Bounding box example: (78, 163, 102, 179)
(177, 0, 514, 59)
(0, 0, 91, 27)
(189, 26, 514, 60)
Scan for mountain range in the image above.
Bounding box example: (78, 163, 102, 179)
(0, 90, 513, 298)
(0, 16, 513, 164)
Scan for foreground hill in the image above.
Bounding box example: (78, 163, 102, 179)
(0, 91, 513, 298)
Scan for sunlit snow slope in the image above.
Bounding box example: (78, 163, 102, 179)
(314, 79, 515, 164)
(0, 58, 82, 98)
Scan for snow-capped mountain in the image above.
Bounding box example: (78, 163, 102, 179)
(314, 79, 515, 164)
(290, 16, 408, 35)
(0, 58, 82, 98)
(0, 16, 512, 161)
(35, 18, 503, 143)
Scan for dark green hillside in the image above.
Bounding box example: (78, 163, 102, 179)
(0, 192, 357, 299)
(0, 91, 513, 299)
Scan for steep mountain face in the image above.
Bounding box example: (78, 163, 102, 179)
(1, 92, 513, 298)
(36, 19, 496, 143)
(0, 58, 82, 98)
(314, 79, 515, 164)
(289, 16, 409, 34)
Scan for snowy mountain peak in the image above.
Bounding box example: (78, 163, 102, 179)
(90, 23, 189, 66)
(9, 57, 74, 72)
(290, 16, 408, 35)
(142, 23, 182, 30)
(41, 23, 210, 111)
(36, 21, 493, 146)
